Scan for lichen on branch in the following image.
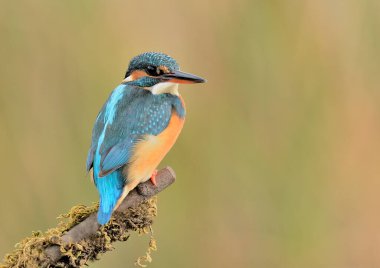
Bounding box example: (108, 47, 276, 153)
(1, 198, 157, 268)
(0, 167, 176, 268)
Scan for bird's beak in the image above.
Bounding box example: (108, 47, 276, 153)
(161, 70, 206, 84)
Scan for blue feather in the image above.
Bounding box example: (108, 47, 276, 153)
(103, 85, 125, 124)
(86, 147, 94, 172)
(88, 83, 185, 224)
(94, 170, 124, 224)
(100, 139, 133, 176)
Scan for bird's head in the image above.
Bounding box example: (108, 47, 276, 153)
(123, 52, 205, 95)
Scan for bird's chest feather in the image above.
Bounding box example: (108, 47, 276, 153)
(125, 110, 185, 181)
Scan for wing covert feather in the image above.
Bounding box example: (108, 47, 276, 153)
(97, 91, 173, 175)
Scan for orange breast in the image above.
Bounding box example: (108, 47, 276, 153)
(125, 110, 185, 182)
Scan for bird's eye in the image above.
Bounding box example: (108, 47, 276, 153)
(146, 66, 163, 76)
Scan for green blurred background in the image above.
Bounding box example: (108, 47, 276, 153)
(1, 1, 380, 267)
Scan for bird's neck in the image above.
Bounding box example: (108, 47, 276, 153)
(123, 85, 186, 118)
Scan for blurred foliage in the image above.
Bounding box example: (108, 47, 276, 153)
(1, 1, 380, 267)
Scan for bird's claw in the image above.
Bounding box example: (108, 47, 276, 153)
(150, 169, 158, 186)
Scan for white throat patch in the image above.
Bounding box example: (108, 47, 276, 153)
(150, 82, 179, 96)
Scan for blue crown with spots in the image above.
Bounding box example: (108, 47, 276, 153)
(125, 52, 179, 78)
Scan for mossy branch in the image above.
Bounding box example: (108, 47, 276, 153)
(1, 167, 176, 268)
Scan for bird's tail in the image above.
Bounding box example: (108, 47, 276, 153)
(95, 171, 124, 225)
(97, 209, 113, 225)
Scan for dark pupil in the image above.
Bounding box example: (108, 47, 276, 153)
(146, 66, 162, 76)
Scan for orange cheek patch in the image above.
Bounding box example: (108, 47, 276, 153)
(124, 70, 148, 82)
(130, 70, 148, 80)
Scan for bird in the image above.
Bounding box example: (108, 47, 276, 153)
(86, 52, 205, 224)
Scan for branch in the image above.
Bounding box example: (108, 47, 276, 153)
(1, 167, 176, 268)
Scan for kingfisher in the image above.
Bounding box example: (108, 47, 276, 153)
(86, 52, 205, 224)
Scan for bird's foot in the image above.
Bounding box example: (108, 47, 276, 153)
(150, 169, 158, 186)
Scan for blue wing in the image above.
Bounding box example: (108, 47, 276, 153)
(88, 85, 176, 177)
(86, 104, 106, 172)
(86, 147, 94, 172)
(100, 139, 133, 174)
